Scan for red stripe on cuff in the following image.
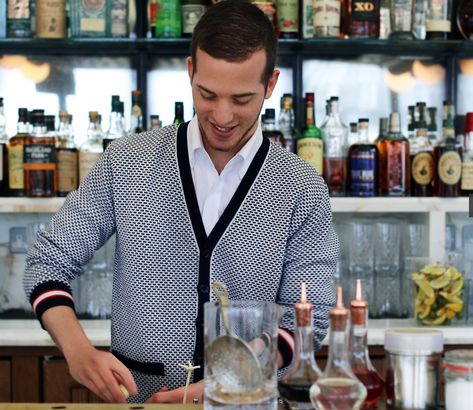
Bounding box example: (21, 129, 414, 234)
(32, 290, 73, 312)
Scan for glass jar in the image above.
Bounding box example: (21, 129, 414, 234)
(443, 350, 473, 410)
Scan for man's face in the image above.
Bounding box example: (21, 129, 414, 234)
(187, 48, 279, 164)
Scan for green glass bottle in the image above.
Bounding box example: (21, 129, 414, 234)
(156, 0, 181, 38)
(173, 102, 184, 125)
(297, 92, 323, 175)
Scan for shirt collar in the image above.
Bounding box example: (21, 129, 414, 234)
(187, 115, 263, 178)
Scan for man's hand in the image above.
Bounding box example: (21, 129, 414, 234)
(146, 380, 204, 403)
(66, 344, 138, 403)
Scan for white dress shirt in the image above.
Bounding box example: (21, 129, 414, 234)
(187, 115, 263, 235)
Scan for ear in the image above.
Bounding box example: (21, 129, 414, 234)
(187, 57, 194, 83)
(264, 69, 280, 99)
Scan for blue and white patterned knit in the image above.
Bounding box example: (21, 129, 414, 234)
(24, 123, 338, 402)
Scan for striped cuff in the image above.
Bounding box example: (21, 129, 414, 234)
(30, 281, 75, 328)
(277, 327, 295, 369)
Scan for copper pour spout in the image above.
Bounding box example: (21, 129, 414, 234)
(350, 279, 368, 325)
(330, 286, 349, 331)
(295, 282, 312, 327)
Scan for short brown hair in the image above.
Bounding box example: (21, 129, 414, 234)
(191, 0, 278, 87)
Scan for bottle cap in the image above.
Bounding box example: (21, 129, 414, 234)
(389, 112, 401, 132)
(265, 108, 275, 120)
(385, 328, 443, 355)
(44, 115, 56, 131)
(305, 93, 314, 103)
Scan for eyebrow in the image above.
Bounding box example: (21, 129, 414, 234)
(197, 84, 257, 98)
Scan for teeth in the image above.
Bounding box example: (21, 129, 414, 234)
(215, 125, 232, 132)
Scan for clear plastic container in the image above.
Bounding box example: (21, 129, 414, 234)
(442, 350, 473, 410)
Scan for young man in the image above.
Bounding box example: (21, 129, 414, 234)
(23, 0, 338, 404)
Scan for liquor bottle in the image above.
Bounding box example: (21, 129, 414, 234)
(379, 0, 390, 38)
(410, 104, 434, 196)
(377, 112, 410, 196)
(313, 0, 341, 37)
(278, 93, 296, 153)
(263, 109, 286, 147)
(174, 102, 185, 125)
(342, 0, 380, 38)
(8, 108, 30, 197)
(181, 0, 205, 37)
(462, 112, 473, 196)
(347, 119, 378, 197)
(375, 117, 388, 145)
(427, 107, 438, 144)
(156, 0, 181, 38)
(130, 90, 144, 133)
(322, 97, 348, 196)
(103, 96, 126, 150)
(70, 0, 108, 38)
(350, 279, 384, 409)
(425, 0, 451, 40)
(150, 114, 162, 130)
(302, 0, 315, 38)
(458, 0, 473, 39)
(111, 0, 129, 38)
(56, 111, 78, 197)
(148, 0, 157, 38)
(35, 0, 66, 38)
(278, 283, 322, 409)
(79, 111, 104, 183)
(309, 287, 367, 410)
(7, 0, 31, 38)
(413, 0, 427, 39)
(297, 93, 323, 175)
(434, 102, 462, 197)
(0, 98, 8, 196)
(277, 0, 298, 38)
(24, 111, 56, 197)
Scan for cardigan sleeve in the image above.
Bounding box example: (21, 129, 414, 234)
(23, 145, 117, 326)
(277, 176, 339, 363)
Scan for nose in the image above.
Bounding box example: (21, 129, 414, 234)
(212, 100, 234, 126)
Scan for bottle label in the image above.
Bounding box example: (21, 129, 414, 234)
(313, 0, 340, 28)
(438, 151, 462, 185)
(350, 0, 377, 23)
(461, 162, 473, 190)
(80, 0, 106, 34)
(386, 142, 408, 192)
(8, 144, 24, 189)
(79, 151, 101, 183)
(277, 0, 298, 33)
(36, 0, 66, 38)
(302, 0, 314, 38)
(426, 19, 451, 32)
(349, 151, 376, 196)
(181, 4, 205, 35)
(24, 145, 56, 170)
(57, 150, 78, 192)
(412, 152, 434, 185)
(8, 0, 29, 19)
(156, 0, 181, 38)
(297, 138, 323, 174)
(111, 0, 128, 37)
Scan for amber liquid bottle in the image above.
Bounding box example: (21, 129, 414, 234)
(342, 0, 380, 38)
(377, 112, 410, 196)
(24, 111, 56, 197)
(8, 108, 29, 197)
(434, 102, 462, 197)
(350, 279, 385, 409)
(56, 111, 78, 197)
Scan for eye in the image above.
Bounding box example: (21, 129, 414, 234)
(200, 91, 216, 101)
(234, 98, 251, 106)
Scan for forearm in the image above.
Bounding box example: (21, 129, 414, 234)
(42, 305, 94, 360)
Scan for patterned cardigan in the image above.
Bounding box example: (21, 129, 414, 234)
(23, 123, 339, 402)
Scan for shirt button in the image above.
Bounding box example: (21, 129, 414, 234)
(198, 284, 209, 294)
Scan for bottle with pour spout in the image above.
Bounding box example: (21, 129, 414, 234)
(278, 283, 322, 408)
(310, 286, 367, 410)
(350, 279, 384, 409)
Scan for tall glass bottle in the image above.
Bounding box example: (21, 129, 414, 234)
(56, 111, 78, 197)
(79, 111, 104, 184)
(7, 0, 31, 38)
(0, 98, 8, 196)
(103, 97, 126, 151)
(434, 101, 462, 197)
(342, 0, 380, 38)
(461, 112, 473, 196)
(156, 0, 181, 38)
(278, 283, 322, 409)
(313, 0, 341, 37)
(110, 0, 129, 38)
(425, 0, 451, 40)
(174, 102, 185, 125)
(410, 105, 434, 196)
(322, 97, 348, 196)
(8, 108, 29, 197)
(347, 119, 378, 197)
(181, 0, 205, 37)
(377, 112, 410, 196)
(24, 111, 56, 197)
(350, 279, 384, 410)
(277, 0, 298, 38)
(297, 93, 323, 175)
(278, 93, 296, 153)
(309, 287, 367, 410)
(263, 109, 286, 147)
(130, 90, 144, 133)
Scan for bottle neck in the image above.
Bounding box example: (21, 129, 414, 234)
(17, 121, 29, 134)
(265, 119, 276, 131)
(88, 121, 103, 142)
(108, 111, 124, 137)
(294, 323, 315, 360)
(326, 323, 351, 372)
(306, 105, 315, 128)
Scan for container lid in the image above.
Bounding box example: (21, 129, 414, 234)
(385, 328, 443, 355)
(442, 350, 473, 373)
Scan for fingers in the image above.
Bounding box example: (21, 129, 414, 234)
(110, 360, 138, 396)
(145, 386, 169, 403)
(147, 381, 204, 404)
